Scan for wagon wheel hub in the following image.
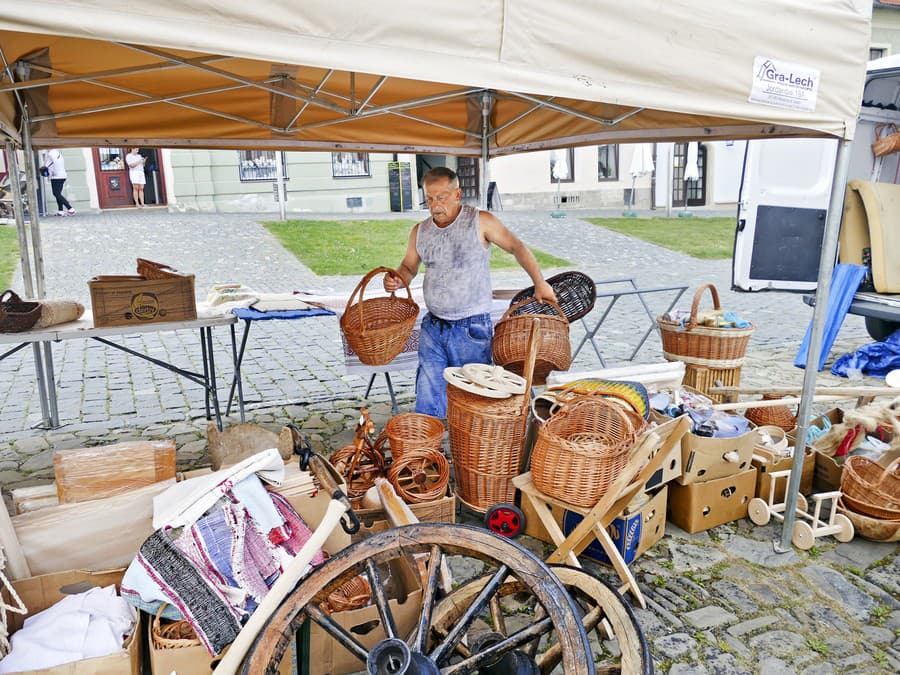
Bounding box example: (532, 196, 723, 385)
(367, 638, 440, 674)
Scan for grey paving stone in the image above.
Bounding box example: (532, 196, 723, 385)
(704, 651, 751, 675)
(748, 630, 808, 659)
(709, 580, 759, 615)
(726, 615, 778, 637)
(682, 606, 738, 630)
(726, 533, 800, 567)
(801, 565, 876, 621)
(654, 632, 697, 659)
(668, 664, 709, 675)
(722, 635, 751, 661)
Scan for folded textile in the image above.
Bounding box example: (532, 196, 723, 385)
(251, 293, 311, 312)
(0, 585, 135, 673)
(831, 328, 900, 378)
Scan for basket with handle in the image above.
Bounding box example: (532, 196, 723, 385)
(840, 456, 900, 520)
(872, 122, 900, 158)
(744, 395, 797, 431)
(656, 283, 755, 368)
(152, 603, 201, 650)
(492, 297, 571, 384)
(0, 290, 42, 333)
(508, 270, 597, 322)
(340, 266, 419, 366)
(384, 412, 444, 460)
(530, 394, 646, 508)
(136, 258, 185, 279)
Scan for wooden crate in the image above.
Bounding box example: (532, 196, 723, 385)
(89, 274, 196, 327)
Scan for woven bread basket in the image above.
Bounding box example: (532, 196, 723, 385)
(492, 297, 571, 385)
(340, 266, 419, 366)
(840, 456, 900, 520)
(0, 290, 41, 333)
(657, 283, 755, 368)
(384, 413, 444, 460)
(531, 394, 646, 508)
(744, 396, 796, 432)
(838, 497, 900, 541)
(137, 258, 184, 279)
(152, 604, 201, 650)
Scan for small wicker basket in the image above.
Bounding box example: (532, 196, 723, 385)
(492, 298, 571, 385)
(340, 267, 419, 366)
(508, 270, 597, 322)
(657, 283, 755, 368)
(744, 396, 797, 432)
(152, 604, 201, 650)
(137, 258, 184, 279)
(0, 290, 41, 333)
(384, 413, 444, 460)
(840, 456, 900, 520)
(531, 395, 646, 508)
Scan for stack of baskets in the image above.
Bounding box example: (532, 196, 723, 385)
(530, 394, 646, 508)
(840, 456, 900, 522)
(492, 298, 571, 385)
(340, 266, 419, 366)
(656, 283, 755, 402)
(446, 385, 528, 510)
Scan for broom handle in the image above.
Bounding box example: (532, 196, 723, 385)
(521, 318, 540, 417)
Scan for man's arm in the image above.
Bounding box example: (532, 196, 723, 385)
(384, 223, 422, 292)
(479, 211, 557, 304)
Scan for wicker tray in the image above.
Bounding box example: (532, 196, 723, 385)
(657, 283, 755, 368)
(340, 266, 419, 366)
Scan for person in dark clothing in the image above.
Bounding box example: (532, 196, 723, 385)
(41, 148, 75, 216)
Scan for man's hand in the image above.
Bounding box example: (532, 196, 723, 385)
(383, 270, 404, 293)
(534, 280, 558, 306)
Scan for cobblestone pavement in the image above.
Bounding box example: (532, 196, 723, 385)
(1, 209, 896, 673)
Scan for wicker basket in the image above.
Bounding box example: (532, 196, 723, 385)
(744, 396, 797, 432)
(531, 395, 646, 508)
(446, 385, 528, 510)
(325, 574, 372, 612)
(838, 498, 900, 541)
(0, 290, 41, 333)
(492, 298, 571, 385)
(137, 258, 183, 279)
(340, 266, 419, 366)
(385, 413, 444, 460)
(508, 271, 597, 322)
(840, 456, 900, 520)
(682, 364, 742, 403)
(657, 283, 755, 368)
(152, 604, 201, 650)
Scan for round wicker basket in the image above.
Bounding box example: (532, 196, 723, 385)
(152, 604, 201, 650)
(384, 413, 444, 460)
(492, 298, 571, 385)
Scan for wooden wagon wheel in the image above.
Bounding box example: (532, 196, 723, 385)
(387, 449, 450, 504)
(430, 564, 651, 674)
(240, 524, 595, 675)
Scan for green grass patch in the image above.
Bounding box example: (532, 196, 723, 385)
(584, 217, 735, 259)
(0, 225, 19, 288)
(263, 219, 569, 276)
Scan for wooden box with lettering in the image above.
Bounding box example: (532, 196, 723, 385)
(89, 274, 196, 328)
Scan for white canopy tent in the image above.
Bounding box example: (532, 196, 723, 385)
(0, 0, 874, 551)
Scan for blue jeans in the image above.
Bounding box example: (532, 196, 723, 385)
(416, 312, 493, 418)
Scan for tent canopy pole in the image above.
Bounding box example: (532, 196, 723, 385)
(777, 138, 851, 553)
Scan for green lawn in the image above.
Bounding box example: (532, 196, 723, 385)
(583, 217, 735, 259)
(264, 219, 569, 275)
(0, 225, 19, 288)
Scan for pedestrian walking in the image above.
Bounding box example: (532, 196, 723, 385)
(41, 148, 75, 216)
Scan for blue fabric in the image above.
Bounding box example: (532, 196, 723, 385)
(232, 307, 335, 321)
(831, 328, 900, 378)
(795, 264, 867, 371)
(416, 312, 493, 418)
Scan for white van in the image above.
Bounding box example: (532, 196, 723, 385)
(734, 55, 900, 340)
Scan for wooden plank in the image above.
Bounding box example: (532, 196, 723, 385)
(0, 500, 30, 580)
(54, 440, 176, 504)
(11, 484, 58, 514)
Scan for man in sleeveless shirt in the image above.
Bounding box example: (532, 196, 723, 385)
(385, 167, 557, 418)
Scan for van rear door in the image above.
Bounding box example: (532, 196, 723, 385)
(732, 138, 838, 292)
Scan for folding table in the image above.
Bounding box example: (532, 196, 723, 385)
(573, 278, 688, 366)
(512, 415, 689, 608)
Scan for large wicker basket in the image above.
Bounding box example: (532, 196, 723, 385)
(840, 456, 900, 520)
(340, 266, 419, 366)
(0, 290, 41, 333)
(657, 283, 755, 368)
(492, 298, 571, 385)
(446, 385, 528, 510)
(531, 395, 646, 508)
(384, 413, 444, 460)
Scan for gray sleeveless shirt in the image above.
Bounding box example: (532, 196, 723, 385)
(416, 204, 492, 320)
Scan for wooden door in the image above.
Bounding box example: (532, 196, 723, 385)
(93, 148, 133, 208)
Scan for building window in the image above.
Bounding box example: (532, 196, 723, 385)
(870, 46, 888, 61)
(332, 152, 370, 178)
(550, 148, 574, 183)
(598, 145, 619, 181)
(238, 150, 286, 181)
(98, 148, 125, 172)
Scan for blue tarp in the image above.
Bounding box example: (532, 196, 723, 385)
(232, 307, 335, 321)
(794, 263, 867, 371)
(831, 329, 900, 378)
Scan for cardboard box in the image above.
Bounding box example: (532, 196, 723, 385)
(147, 615, 295, 675)
(752, 446, 815, 502)
(88, 275, 196, 328)
(351, 489, 456, 542)
(789, 409, 845, 492)
(561, 486, 668, 565)
(302, 557, 424, 675)
(2, 569, 140, 675)
(645, 431, 683, 490)
(667, 467, 756, 533)
(677, 427, 756, 485)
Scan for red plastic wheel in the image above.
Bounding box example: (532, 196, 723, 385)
(485, 503, 525, 537)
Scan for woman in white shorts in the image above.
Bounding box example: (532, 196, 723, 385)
(125, 147, 146, 207)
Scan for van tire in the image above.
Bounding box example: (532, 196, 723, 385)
(865, 316, 900, 342)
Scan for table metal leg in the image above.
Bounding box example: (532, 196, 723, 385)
(204, 327, 224, 431)
(42, 342, 59, 427)
(364, 373, 377, 399)
(384, 373, 399, 415)
(226, 322, 247, 422)
(200, 329, 212, 421)
(29, 343, 53, 429)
